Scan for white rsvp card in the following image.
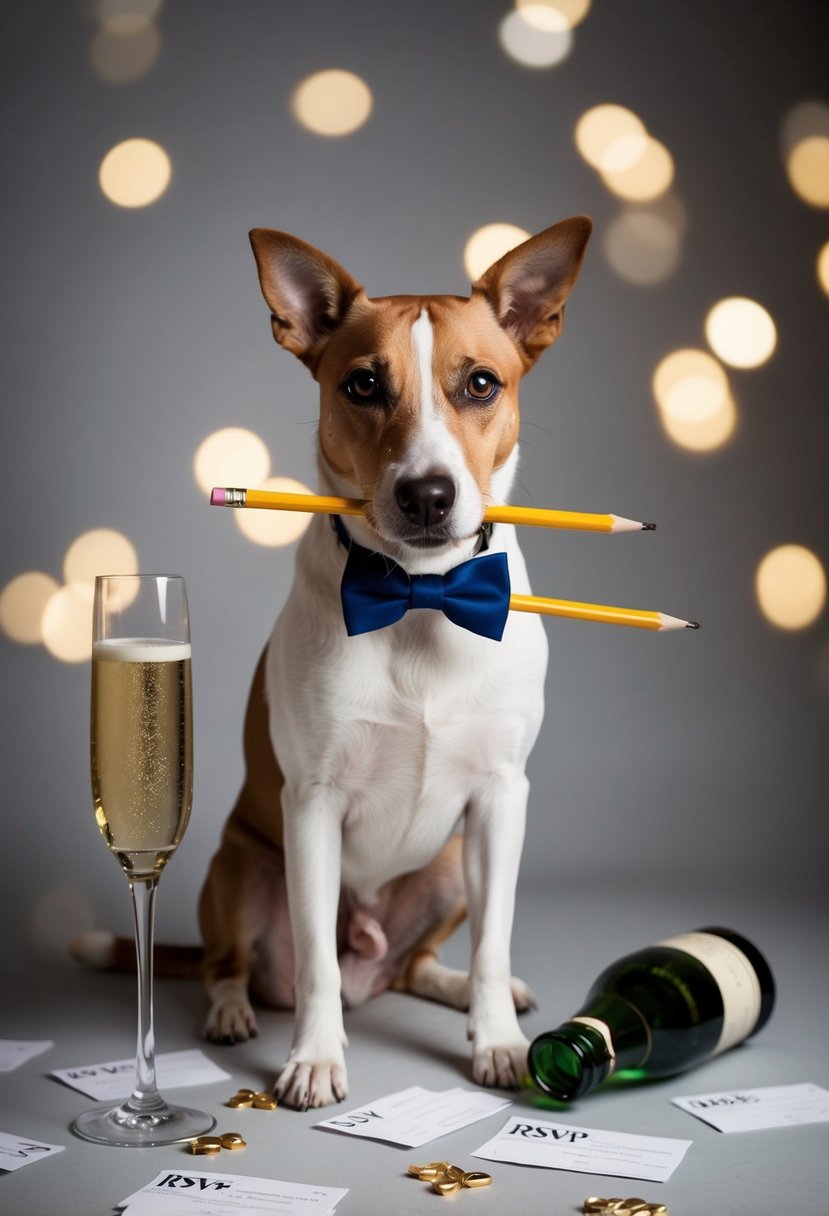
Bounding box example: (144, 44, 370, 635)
(471, 1114, 692, 1183)
(0, 1039, 54, 1072)
(50, 1049, 231, 1100)
(0, 1132, 65, 1173)
(672, 1082, 829, 1133)
(118, 1169, 347, 1216)
(315, 1085, 512, 1147)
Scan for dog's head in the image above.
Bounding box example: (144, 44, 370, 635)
(249, 219, 591, 570)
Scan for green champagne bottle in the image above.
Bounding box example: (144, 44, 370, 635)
(527, 927, 775, 1101)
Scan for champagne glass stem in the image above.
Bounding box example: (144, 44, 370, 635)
(125, 876, 165, 1113)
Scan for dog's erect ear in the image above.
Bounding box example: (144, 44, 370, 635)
(472, 217, 592, 367)
(249, 229, 364, 369)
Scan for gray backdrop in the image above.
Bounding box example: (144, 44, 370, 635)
(1, 0, 827, 963)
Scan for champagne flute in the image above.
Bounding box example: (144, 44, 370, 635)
(72, 574, 215, 1146)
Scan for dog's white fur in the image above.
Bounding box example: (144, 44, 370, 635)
(200, 219, 592, 1109)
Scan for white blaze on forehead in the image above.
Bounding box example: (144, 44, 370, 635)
(411, 307, 436, 420)
(408, 307, 455, 473)
(393, 306, 486, 550)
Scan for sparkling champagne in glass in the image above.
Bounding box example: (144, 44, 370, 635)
(72, 574, 215, 1146)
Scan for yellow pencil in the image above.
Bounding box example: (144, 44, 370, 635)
(210, 487, 655, 533)
(509, 594, 699, 631)
(209, 488, 696, 630)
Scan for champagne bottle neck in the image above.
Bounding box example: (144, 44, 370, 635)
(528, 1021, 612, 1100)
(528, 995, 651, 1100)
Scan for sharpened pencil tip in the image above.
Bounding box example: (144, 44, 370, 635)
(686, 621, 700, 629)
(642, 521, 657, 530)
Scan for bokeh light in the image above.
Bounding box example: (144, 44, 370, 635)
(600, 136, 674, 201)
(2, 529, 140, 659)
(42, 584, 95, 663)
(292, 70, 373, 136)
(511, 3, 567, 31)
(194, 427, 270, 495)
(654, 349, 729, 420)
(499, 8, 573, 67)
(782, 102, 829, 208)
(90, 18, 160, 83)
(575, 106, 673, 201)
(755, 545, 827, 630)
(653, 349, 737, 452)
(64, 528, 139, 592)
(98, 137, 172, 207)
(575, 104, 648, 171)
(786, 137, 829, 208)
(234, 477, 315, 548)
(818, 242, 829, 295)
(704, 297, 777, 369)
(657, 393, 737, 452)
(515, 0, 590, 29)
(464, 222, 530, 281)
(0, 572, 60, 644)
(603, 201, 684, 286)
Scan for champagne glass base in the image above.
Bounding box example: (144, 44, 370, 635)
(72, 1099, 216, 1147)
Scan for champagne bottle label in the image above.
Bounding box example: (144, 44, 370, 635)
(657, 931, 762, 1054)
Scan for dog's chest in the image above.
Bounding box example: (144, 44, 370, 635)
(334, 662, 511, 889)
(279, 613, 543, 895)
(337, 647, 496, 789)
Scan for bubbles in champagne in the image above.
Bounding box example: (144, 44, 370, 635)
(91, 641, 192, 877)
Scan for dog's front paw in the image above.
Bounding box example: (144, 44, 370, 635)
(472, 1036, 530, 1090)
(204, 994, 258, 1045)
(275, 1055, 348, 1110)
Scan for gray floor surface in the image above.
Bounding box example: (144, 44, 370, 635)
(1, 877, 826, 1215)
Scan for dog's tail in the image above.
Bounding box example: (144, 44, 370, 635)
(70, 931, 204, 981)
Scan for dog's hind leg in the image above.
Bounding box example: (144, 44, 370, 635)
(199, 821, 276, 1044)
(403, 954, 536, 1015)
(394, 837, 535, 1015)
(201, 645, 295, 1043)
(339, 834, 534, 1013)
(337, 833, 466, 1008)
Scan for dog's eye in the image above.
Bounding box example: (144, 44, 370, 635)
(344, 368, 382, 403)
(465, 371, 500, 402)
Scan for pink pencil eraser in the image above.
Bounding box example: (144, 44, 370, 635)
(210, 488, 225, 506)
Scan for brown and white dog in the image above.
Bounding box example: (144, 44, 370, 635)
(198, 218, 592, 1109)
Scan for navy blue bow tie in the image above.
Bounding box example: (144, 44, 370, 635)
(333, 516, 511, 641)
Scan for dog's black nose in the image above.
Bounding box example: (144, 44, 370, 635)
(395, 475, 456, 528)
